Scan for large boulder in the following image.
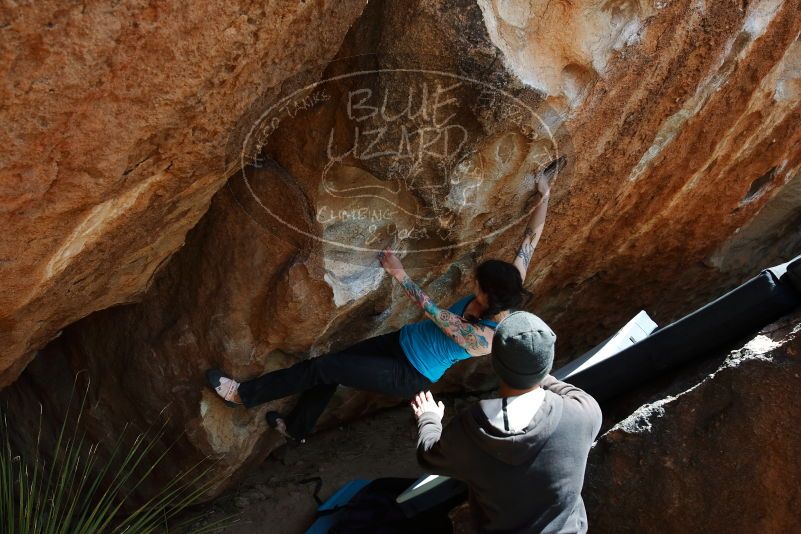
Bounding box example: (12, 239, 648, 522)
(2, 0, 800, 496)
(0, 0, 369, 387)
(585, 311, 801, 533)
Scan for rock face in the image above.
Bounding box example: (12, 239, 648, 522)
(584, 312, 801, 533)
(2, 0, 801, 496)
(0, 0, 369, 386)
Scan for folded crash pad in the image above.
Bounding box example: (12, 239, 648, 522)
(566, 255, 801, 402)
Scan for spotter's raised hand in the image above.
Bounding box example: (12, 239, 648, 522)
(411, 390, 445, 421)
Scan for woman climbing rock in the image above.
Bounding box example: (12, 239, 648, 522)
(207, 172, 554, 442)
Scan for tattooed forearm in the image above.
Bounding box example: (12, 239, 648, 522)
(516, 241, 534, 269)
(514, 194, 549, 280)
(399, 274, 492, 354)
(514, 229, 536, 280)
(401, 274, 434, 312)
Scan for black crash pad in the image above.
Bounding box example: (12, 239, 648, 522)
(563, 255, 801, 403)
(784, 254, 801, 293)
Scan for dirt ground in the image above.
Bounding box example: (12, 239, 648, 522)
(199, 396, 475, 533)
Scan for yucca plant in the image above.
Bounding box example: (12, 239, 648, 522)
(0, 380, 236, 533)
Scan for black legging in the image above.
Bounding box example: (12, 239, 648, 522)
(237, 330, 432, 439)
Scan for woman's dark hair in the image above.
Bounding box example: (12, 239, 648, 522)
(475, 260, 532, 317)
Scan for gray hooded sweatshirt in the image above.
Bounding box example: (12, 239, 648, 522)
(416, 376, 602, 533)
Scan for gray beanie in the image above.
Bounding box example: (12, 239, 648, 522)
(492, 311, 556, 389)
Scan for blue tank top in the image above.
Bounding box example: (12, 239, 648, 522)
(400, 294, 499, 382)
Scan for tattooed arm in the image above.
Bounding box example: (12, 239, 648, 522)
(397, 272, 495, 355)
(379, 250, 494, 356)
(513, 177, 550, 281)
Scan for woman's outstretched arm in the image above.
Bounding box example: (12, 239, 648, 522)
(379, 250, 494, 356)
(513, 175, 551, 281)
